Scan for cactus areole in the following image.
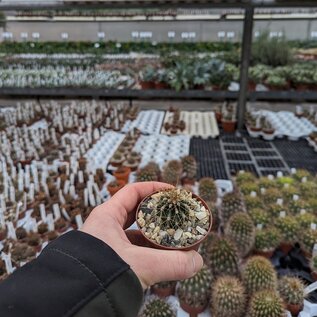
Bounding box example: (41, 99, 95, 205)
(136, 188, 212, 250)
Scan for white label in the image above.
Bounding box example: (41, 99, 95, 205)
(293, 194, 299, 201)
(257, 224, 263, 230)
(268, 175, 274, 181)
(53, 204, 61, 220)
(63, 180, 70, 195)
(300, 209, 306, 215)
(311, 223, 317, 230)
(250, 191, 257, 197)
(277, 198, 283, 206)
(46, 214, 55, 231)
(7, 222, 17, 240)
(277, 171, 283, 178)
(302, 177, 307, 183)
(78, 171, 84, 183)
(279, 211, 286, 218)
(260, 188, 266, 195)
(284, 183, 289, 189)
(291, 168, 297, 174)
(40, 204, 46, 222)
(75, 214, 83, 229)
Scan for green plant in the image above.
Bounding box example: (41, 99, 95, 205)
(242, 256, 277, 295)
(249, 64, 271, 84)
(254, 227, 281, 254)
(299, 181, 317, 199)
(248, 208, 270, 227)
(281, 185, 299, 200)
(275, 216, 299, 245)
(262, 188, 281, 205)
(140, 65, 157, 82)
(139, 296, 176, 317)
(296, 212, 317, 229)
(161, 160, 182, 186)
(0, 11, 6, 29)
(212, 276, 246, 317)
(247, 290, 285, 317)
(221, 192, 245, 224)
(181, 155, 197, 180)
(177, 267, 213, 309)
(265, 73, 288, 88)
(292, 169, 312, 182)
(267, 203, 286, 218)
(288, 199, 310, 215)
(244, 196, 264, 210)
(208, 59, 232, 89)
(225, 212, 255, 257)
(239, 182, 259, 195)
(198, 232, 219, 264)
(136, 167, 159, 182)
(167, 60, 192, 91)
(206, 237, 239, 277)
(198, 177, 218, 203)
(276, 176, 294, 187)
(236, 171, 256, 185)
(278, 276, 305, 307)
(299, 228, 317, 255)
(258, 177, 278, 189)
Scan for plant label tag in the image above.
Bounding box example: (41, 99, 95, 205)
(53, 204, 61, 220)
(304, 281, 317, 295)
(257, 224, 263, 230)
(277, 198, 283, 206)
(293, 195, 299, 201)
(311, 223, 317, 230)
(61, 208, 70, 221)
(277, 171, 283, 178)
(279, 211, 286, 218)
(75, 214, 83, 229)
(250, 191, 257, 197)
(46, 214, 55, 231)
(302, 177, 307, 183)
(284, 183, 289, 189)
(260, 188, 266, 195)
(268, 175, 274, 181)
(300, 209, 306, 215)
(290, 168, 297, 175)
(7, 222, 17, 240)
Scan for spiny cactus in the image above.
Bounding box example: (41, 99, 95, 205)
(275, 216, 299, 245)
(267, 203, 286, 218)
(177, 267, 213, 310)
(278, 276, 305, 306)
(296, 212, 317, 229)
(281, 185, 299, 200)
(244, 196, 264, 211)
(247, 290, 285, 317)
(299, 181, 317, 199)
(198, 177, 218, 203)
(207, 201, 220, 231)
(288, 199, 310, 215)
(292, 169, 312, 182)
(212, 276, 246, 317)
(248, 208, 270, 227)
(242, 256, 277, 295)
(254, 227, 281, 255)
(236, 171, 256, 185)
(145, 161, 161, 177)
(299, 228, 317, 256)
(181, 155, 197, 180)
(161, 160, 182, 186)
(239, 182, 259, 196)
(276, 176, 294, 187)
(206, 237, 239, 277)
(225, 212, 255, 257)
(136, 167, 158, 182)
(138, 296, 176, 317)
(258, 177, 278, 189)
(221, 192, 245, 224)
(198, 232, 219, 264)
(262, 188, 282, 205)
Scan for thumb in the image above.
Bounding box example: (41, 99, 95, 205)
(127, 247, 203, 288)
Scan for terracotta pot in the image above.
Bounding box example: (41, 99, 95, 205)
(155, 82, 170, 89)
(107, 180, 125, 197)
(212, 85, 223, 91)
(279, 242, 293, 255)
(249, 126, 262, 132)
(140, 81, 155, 89)
(287, 303, 303, 316)
(150, 284, 176, 298)
(222, 120, 237, 133)
(113, 166, 131, 184)
(136, 190, 212, 251)
(180, 300, 207, 317)
(215, 112, 222, 124)
(254, 249, 274, 259)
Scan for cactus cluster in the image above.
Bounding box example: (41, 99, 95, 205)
(292, 169, 312, 182)
(275, 216, 299, 245)
(177, 267, 213, 309)
(225, 212, 255, 257)
(198, 177, 218, 203)
(161, 160, 182, 186)
(138, 296, 176, 317)
(240, 182, 259, 196)
(244, 196, 264, 210)
(296, 212, 317, 229)
(262, 188, 282, 205)
(181, 155, 197, 180)
(248, 208, 270, 227)
(258, 177, 278, 189)
(212, 276, 246, 317)
(221, 192, 245, 224)
(254, 227, 281, 254)
(278, 276, 305, 306)
(242, 256, 277, 295)
(298, 228, 317, 256)
(236, 171, 256, 185)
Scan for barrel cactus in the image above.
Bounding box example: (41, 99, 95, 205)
(239, 182, 259, 196)
(225, 212, 255, 257)
(262, 188, 282, 205)
(139, 296, 176, 317)
(258, 177, 278, 189)
(181, 155, 197, 181)
(278, 276, 305, 308)
(198, 232, 219, 264)
(177, 267, 213, 311)
(247, 290, 285, 317)
(248, 208, 270, 227)
(236, 171, 256, 185)
(206, 237, 239, 277)
(242, 256, 277, 295)
(292, 169, 312, 182)
(198, 177, 218, 203)
(288, 199, 310, 215)
(254, 227, 281, 255)
(244, 196, 264, 211)
(212, 276, 246, 317)
(161, 160, 182, 186)
(267, 203, 286, 219)
(281, 185, 299, 200)
(299, 228, 317, 256)
(221, 192, 245, 224)
(296, 212, 317, 229)
(299, 181, 317, 199)
(275, 216, 299, 245)
(136, 167, 159, 182)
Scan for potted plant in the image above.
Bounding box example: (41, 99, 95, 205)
(275, 216, 299, 254)
(139, 66, 156, 89)
(107, 180, 125, 197)
(113, 166, 131, 184)
(265, 73, 288, 91)
(181, 155, 197, 186)
(139, 296, 176, 317)
(249, 64, 271, 91)
(109, 153, 124, 167)
(155, 69, 170, 89)
(246, 114, 262, 138)
(221, 104, 237, 133)
(136, 188, 212, 250)
(261, 118, 275, 141)
(253, 227, 281, 258)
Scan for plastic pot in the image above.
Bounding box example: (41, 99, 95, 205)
(136, 190, 212, 251)
(222, 120, 237, 133)
(113, 166, 131, 184)
(180, 299, 207, 317)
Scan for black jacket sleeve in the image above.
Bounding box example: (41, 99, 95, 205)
(0, 231, 143, 317)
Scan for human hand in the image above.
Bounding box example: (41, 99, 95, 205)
(81, 182, 203, 289)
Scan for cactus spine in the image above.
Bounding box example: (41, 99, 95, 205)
(198, 177, 218, 203)
(221, 192, 245, 224)
(278, 276, 305, 307)
(139, 296, 176, 317)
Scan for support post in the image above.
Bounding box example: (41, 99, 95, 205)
(237, 7, 254, 130)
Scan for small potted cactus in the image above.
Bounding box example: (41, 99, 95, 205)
(275, 216, 299, 254)
(236, 171, 256, 185)
(109, 153, 125, 167)
(247, 290, 286, 317)
(248, 208, 270, 228)
(138, 296, 176, 317)
(254, 227, 281, 258)
(225, 212, 255, 258)
(177, 267, 213, 317)
(107, 180, 125, 197)
(136, 188, 212, 250)
(262, 118, 275, 141)
(221, 192, 245, 225)
(198, 177, 218, 204)
(161, 160, 182, 186)
(278, 276, 305, 316)
(242, 256, 277, 295)
(150, 281, 176, 298)
(136, 167, 159, 182)
(181, 155, 197, 185)
(239, 182, 259, 196)
(113, 166, 131, 184)
(212, 276, 246, 317)
(221, 105, 237, 133)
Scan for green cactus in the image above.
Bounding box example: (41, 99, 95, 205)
(288, 199, 310, 215)
(177, 267, 213, 310)
(136, 167, 159, 182)
(239, 182, 259, 196)
(299, 228, 317, 256)
(258, 177, 278, 189)
(244, 196, 264, 211)
(308, 198, 317, 214)
(278, 276, 305, 306)
(206, 237, 239, 277)
(247, 290, 285, 317)
(225, 212, 255, 257)
(207, 201, 220, 232)
(248, 208, 270, 227)
(139, 296, 176, 317)
(292, 169, 312, 182)
(212, 276, 246, 317)
(161, 160, 182, 186)
(296, 212, 317, 229)
(181, 155, 197, 180)
(267, 203, 286, 218)
(254, 227, 281, 254)
(198, 177, 218, 203)
(198, 232, 219, 264)
(242, 256, 277, 295)
(299, 181, 317, 199)
(262, 188, 282, 205)
(276, 176, 294, 187)
(281, 185, 299, 200)
(236, 171, 256, 185)
(221, 192, 245, 224)
(275, 216, 299, 245)
(145, 161, 161, 177)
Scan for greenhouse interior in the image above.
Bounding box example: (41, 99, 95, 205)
(1, 0, 317, 316)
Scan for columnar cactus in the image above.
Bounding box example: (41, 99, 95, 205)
(177, 267, 213, 310)
(212, 276, 246, 317)
(248, 208, 270, 227)
(254, 227, 281, 255)
(206, 237, 239, 277)
(181, 155, 197, 180)
(161, 160, 182, 186)
(278, 276, 305, 307)
(247, 290, 285, 317)
(198, 177, 218, 203)
(275, 216, 299, 245)
(221, 192, 245, 224)
(138, 296, 176, 317)
(242, 256, 277, 295)
(225, 212, 255, 257)
(299, 228, 317, 256)
(236, 171, 256, 185)
(136, 167, 159, 182)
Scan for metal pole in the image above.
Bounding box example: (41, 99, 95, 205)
(237, 6, 254, 130)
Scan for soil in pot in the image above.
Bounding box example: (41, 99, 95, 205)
(222, 120, 237, 133)
(107, 180, 125, 197)
(136, 188, 212, 251)
(113, 166, 131, 184)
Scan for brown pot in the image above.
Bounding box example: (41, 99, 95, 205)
(193, 84, 205, 90)
(295, 83, 311, 91)
(215, 112, 222, 124)
(249, 126, 262, 132)
(109, 159, 124, 167)
(180, 300, 207, 317)
(140, 81, 155, 89)
(287, 303, 303, 316)
(136, 190, 212, 251)
(222, 120, 237, 133)
(113, 166, 131, 184)
(155, 82, 170, 89)
(150, 284, 176, 298)
(107, 180, 125, 197)
(279, 242, 293, 254)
